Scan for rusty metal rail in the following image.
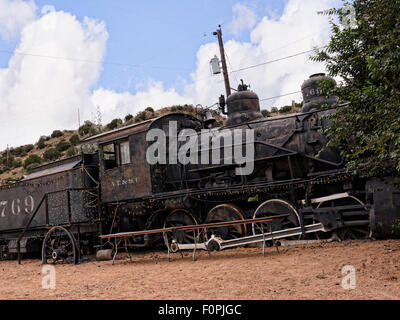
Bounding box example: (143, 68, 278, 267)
(99, 214, 290, 240)
(99, 214, 292, 264)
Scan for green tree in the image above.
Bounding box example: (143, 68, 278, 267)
(26, 163, 40, 174)
(69, 134, 80, 146)
(37, 137, 47, 149)
(135, 111, 147, 122)
(24, 154, 42, 169)
(66, 146, 78, 157)
(12, 146, 25, 157)
(279, 106, 292, 114)
(79, 121, 96, 137)
(312, 0, 400, 177)
(124, 114, 134, 122)
(261, 110, 271, 118)
(107, 118, 123, 130)
(24, 144, 34, 153)
(43, 148, 61, 162)
(56, 140, 71, 152)
(51, 130, 63, 138)
(13, 159, 22, 168)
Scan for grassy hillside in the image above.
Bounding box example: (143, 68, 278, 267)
(0, 103, 301, 186)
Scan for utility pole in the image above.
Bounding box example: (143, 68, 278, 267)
(6, 144, 9, 163)
(78, 107, 81, 129)
(213, 25, 231, 98)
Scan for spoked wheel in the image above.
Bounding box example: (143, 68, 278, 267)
(0, 245, 9, 261)
(252, 199, 301, 240)
(163, 210, 198, 252)
(317, 196, 369, 240)
(42, 226, 79, 265)
(204, 204, 246, 240)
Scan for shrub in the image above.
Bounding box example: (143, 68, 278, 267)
(37, 137, 47, 150)
(66, 146, 78, 157)
(24, 144, 34, 153)
(24, 154, 42, 169)
(11, 145, 33, 157)
(3, 156, 15, 168)
(43, 148, 61, 161)
(26, 163, 40, 174)
(78, 121, 96, 137)
(51, 130, 63, 138)
(12, 146, 25, 157)
(56, 140, 71, 152)
(106, 119, 123, 130)
(135, 111, 147, 122)
(261, 110, 271, 118)
(13, 159, 22, 168)
(124, 114, 134, 122)
(270, 107, 279, 113)
(145, 107, 154, 113)
(69, 134, 80, 146)
(279, 105, 293, 114)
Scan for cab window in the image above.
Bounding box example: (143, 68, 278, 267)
(120, 141, 131, 165)
(103, 143, 117, 170)
(102, 141, 130, 170)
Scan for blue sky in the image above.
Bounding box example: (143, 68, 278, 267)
(0, 0, 338, 148)
(0, 0, 287, 95)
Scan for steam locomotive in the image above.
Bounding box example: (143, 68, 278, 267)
(0, 73, 399, 264)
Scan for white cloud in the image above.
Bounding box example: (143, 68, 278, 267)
(92, 81, 191, 122)
(0, 0, 36, 40)
(183, 0, 338, 109)
(0, 0, 340, 150)
(0, 10, 108, 149)
(229, 3, 257, 36)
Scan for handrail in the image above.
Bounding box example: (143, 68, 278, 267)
(17, 194, 47, 264)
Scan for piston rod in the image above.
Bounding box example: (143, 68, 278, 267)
(175, 223, 326, 252)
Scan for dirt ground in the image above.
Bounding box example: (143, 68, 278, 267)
(0, 240, 399, 300)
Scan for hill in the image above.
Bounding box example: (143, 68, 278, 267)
(0, 103, 301, 186)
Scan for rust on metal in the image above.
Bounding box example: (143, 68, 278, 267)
(100, 214, 290, 240)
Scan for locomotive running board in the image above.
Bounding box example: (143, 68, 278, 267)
(174, 223, 325, 253)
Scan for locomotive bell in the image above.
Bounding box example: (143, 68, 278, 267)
(225, 82, 263, 126)
(301, 73, 339, 113)
(204, 110, 216, 127)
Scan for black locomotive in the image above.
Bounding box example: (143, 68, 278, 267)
(1, 73, 399, 264)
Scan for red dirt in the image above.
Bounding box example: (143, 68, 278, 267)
(0, 240, 399, 300)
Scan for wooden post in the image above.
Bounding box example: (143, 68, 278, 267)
(214, 26, 231, 98)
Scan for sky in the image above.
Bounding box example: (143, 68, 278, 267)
(0, 0, 341, 149)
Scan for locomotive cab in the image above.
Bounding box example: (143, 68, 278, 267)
(81, 114, 203, 204)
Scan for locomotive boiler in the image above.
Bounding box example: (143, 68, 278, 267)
(0, 73, 399, 264)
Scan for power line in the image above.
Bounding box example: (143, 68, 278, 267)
(0, 49, 191, 71)
(259, 91, 302, 102)
(193, 46, 325, 86)
(230, 47, 325, 74)
(245, 28, 330, 66)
